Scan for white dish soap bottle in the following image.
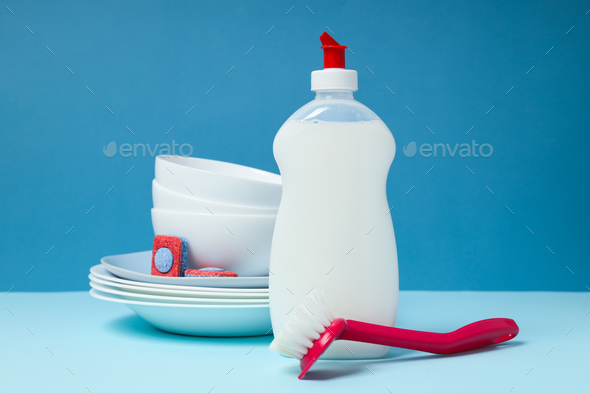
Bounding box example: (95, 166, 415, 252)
(269, 32, 399, 359)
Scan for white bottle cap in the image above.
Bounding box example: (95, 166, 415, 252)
(311, 69, 358, 91)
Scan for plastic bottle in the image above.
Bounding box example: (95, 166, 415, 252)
(269, 32, 399, 359)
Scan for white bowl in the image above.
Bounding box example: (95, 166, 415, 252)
(152, 179, 278, 215)
(151, 208, 275, 277)
(154, 155, 282, 208)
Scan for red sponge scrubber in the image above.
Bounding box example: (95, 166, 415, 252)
(151, 235, 188, 277)
(185, 268, 238, 277)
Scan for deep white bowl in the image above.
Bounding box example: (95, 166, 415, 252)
(154, 155, 282, 208)
(151, 208, 275, 277)
(152, 179, 278, 215)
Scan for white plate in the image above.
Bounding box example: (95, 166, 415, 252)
(89, 281, 269, 304)
(90, 265, 268, 293)
(101, 251, 269, 289)
(89, 288, 272, 337)
(89, 273, 269, 299)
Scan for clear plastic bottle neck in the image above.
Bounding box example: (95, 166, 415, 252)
(314, 90, 354, 100)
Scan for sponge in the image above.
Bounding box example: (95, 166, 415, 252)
(185, 268, 238, 277)
(151, 235, 188, 277)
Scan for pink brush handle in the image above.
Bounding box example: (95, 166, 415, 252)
(338, 318, 519, 354)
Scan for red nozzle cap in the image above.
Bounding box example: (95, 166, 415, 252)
(320, 32, 347, 69)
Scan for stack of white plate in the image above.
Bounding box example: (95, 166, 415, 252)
(89, 251, 271, 337)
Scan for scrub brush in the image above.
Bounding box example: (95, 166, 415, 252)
(270, 289, 519, 379)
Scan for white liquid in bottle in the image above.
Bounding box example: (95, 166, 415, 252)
(270, 100, 398, 359)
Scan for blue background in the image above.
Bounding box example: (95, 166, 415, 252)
(1, 0, 589, 292)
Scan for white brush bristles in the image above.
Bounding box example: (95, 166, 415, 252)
(269, 288, 336, 359)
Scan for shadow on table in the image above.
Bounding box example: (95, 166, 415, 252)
(105, 314, 273, 346)
(301, 341, 525, 381)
